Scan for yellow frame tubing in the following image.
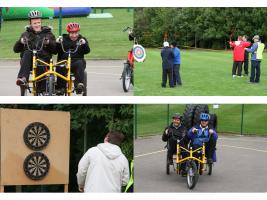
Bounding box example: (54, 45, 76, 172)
(176, 143, 180, 174)
(29, 57, 72, 96)
(176, 145, 206, 166)
(32, 55, 37, 96)
(66, 56, 72, 96)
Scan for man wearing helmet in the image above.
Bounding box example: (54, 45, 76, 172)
(56, 22, 90, 94)
(188, 113, 218, 164)
(162, 113, 188, 172)
(13, 10, 57, 91)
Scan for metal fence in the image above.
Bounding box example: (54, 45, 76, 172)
(134, 104, 267, 138)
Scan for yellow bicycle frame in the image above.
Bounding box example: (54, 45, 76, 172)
(176, 143, 206, 174)
(30, 53, 72, 96)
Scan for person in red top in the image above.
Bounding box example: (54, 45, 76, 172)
(230, 35, 251, 78)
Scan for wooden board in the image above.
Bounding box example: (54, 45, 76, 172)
(0, 108, 70, 186)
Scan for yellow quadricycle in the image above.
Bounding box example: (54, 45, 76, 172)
(166, 139, 213, 190)
(20, 37, 87, 96)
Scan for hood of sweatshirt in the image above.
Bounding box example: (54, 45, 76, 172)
(97, 143, 122, 160)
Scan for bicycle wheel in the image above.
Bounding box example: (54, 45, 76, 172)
(20, 86, 27, 96)
(186, 161, 199, 189)
(166, 153, 170, 175)
(48, 75, 55, 96)
(122, 63, 131, 92)
(83, 71, 87, 96)
(208, 163, 213, 175)
(130, 67, 134, 86)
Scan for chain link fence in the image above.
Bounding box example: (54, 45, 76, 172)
(134, 104, 267, 138)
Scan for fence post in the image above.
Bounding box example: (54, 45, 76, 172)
(59, 7, 62, 36)
(134, 104, 137, 139)
(167, 104, 170, 126)
(0, 8, 2, 32)
(240, 104, 245, 135)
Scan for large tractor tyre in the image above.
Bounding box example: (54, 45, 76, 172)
(183, 104, 197, 130)
(208, 113, 218, 130)
(193, 104, 209, 126)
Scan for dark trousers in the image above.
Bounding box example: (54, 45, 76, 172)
(173, 64, 182, 85)
(162, 68, 173, 87)
(232, 61, 243, 76)
(167, 137, 186, 170)
(243, 59, 249, 75)
(56, 59, 86, 89)
(250, 60, 261, 83)
(18, 50, 48, 92)
(205, 134, 217, 159)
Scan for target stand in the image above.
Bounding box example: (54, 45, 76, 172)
(0, 108, 70, 192)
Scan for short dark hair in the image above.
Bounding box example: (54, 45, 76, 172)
(106, 130, 125, 146)
(243, 35, 248, 40)
(171, 41, 177, 47)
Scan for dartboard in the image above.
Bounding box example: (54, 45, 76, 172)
(133, 44, 146, 62)
(24, 122, 50, 151)
(23, 152, 50, 180)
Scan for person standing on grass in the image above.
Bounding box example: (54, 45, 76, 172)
(242, 35, 250, 76)
(229, 35, 251, 78)
(245, 35, 265, 83)
(161, 41, 174, 88)
(171, 42, 182, 86)
(77, 130, 129, 192)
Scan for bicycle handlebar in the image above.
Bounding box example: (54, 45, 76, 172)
(24, 37, 46, 52)
(123, 26, 133, 32)
(60, 40, 80, 54)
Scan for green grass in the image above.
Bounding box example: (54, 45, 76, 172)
(0, 8, 133, 60)
(135, 49, 267, 96)
(136, 104, 267, 137)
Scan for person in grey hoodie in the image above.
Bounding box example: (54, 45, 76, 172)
(76, 130, 129, 192)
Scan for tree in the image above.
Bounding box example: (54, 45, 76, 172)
(134, 8, 267, 49)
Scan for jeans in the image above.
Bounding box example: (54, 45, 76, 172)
(250, 60, 261, 83)
(173, 64, 182, 85)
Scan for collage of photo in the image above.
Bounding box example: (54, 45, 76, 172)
(0, 4, 267, 199)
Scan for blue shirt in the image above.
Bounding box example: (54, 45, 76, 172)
(246, 42, 258, 61)
(173, 47, 181, 64)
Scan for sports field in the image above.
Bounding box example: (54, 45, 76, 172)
(136, 104, 267, 136)
(0, 8, 133, 60)
(135, 49, 267, 96)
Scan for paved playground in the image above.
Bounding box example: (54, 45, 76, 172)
(0, 60, 133, 96)
(135, 134, 267, 192)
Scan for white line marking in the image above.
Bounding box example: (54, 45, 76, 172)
(220, 144, 267, 153)
(219, 137, 267, 143)
(135, 150, 166, 158)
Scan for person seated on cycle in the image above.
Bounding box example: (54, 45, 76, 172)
(56, 23, 90, 94)
(187, 113, 218, 164)
(162, 113, 189, 173)
(13, 10, 57, 92)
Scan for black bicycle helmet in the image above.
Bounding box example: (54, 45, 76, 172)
(172, 113, 182, 120)
(28, 10, 42, 19)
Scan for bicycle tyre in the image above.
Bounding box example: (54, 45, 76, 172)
(48, 75, 55, 96)
(122, 63, 131, 92)
(208, 163, 213, 175)
(186, 161, 199, 189)
(83, 71, 87, 96)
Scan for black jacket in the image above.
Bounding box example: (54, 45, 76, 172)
(57, 34, 90, 61)
(162, 123, 188, 145)
(161, 47, 174, 69)
(13, 26, 57, 60)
